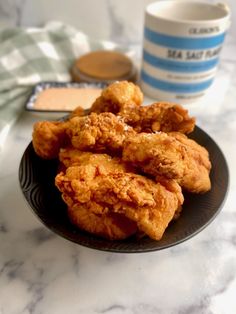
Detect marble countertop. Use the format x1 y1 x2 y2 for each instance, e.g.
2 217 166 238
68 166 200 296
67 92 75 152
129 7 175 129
1 35 236 314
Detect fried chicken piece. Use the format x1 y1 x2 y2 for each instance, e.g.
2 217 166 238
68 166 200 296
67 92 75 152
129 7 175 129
169 132 211 193
66 112 135 152
32 111 135 158
119 102 195 134
68 204 137 240
122 132 211 193
90 81 143 114
118 176 183 240
89 81 194 134
123 133 185 179
68 106 86 119
56 154 138 240
55 163 184 241
32 121 69 159
59 148 134 173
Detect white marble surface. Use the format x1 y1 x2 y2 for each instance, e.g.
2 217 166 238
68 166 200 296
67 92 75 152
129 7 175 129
0 1 236 314
0 0 235 43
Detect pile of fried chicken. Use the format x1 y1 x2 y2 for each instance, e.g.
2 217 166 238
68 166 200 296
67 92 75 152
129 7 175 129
32 81 211 241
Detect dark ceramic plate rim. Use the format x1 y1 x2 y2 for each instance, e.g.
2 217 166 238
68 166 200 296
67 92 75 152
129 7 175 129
25 81 107 113
19 126 229 253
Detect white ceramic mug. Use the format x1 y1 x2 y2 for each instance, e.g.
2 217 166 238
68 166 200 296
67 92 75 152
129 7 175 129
140 1 231 103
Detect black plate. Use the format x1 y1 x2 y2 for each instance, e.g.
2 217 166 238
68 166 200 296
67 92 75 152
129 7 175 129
19 126 229 252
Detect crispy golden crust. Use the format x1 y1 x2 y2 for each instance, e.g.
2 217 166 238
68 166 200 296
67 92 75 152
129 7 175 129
55 160 139 240
59 148 133 173
68 106 86 119
32 111 135 159
68 204 137 240
122 132 211 193
89 83 195 135
90 81 143 114
117 176 184 240
119 102 195 134
32 121 69 159
60 151 138 240
66 112 135 152
169 132 211 193
55 163 183 241
122 132 186 179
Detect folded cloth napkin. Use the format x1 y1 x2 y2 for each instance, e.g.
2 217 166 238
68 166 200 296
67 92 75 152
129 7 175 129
0 21 119 151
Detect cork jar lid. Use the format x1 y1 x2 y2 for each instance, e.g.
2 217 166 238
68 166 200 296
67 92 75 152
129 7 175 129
71 50 136 83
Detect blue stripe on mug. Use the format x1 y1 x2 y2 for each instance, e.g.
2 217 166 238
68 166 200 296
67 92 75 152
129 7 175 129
144 28 226 50
141 70 214 93
143 50 219 73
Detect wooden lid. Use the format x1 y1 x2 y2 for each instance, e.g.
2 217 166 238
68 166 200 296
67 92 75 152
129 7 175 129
74 50 134 81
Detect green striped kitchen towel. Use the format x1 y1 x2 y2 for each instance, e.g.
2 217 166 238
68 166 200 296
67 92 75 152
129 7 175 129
0 21 129 150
